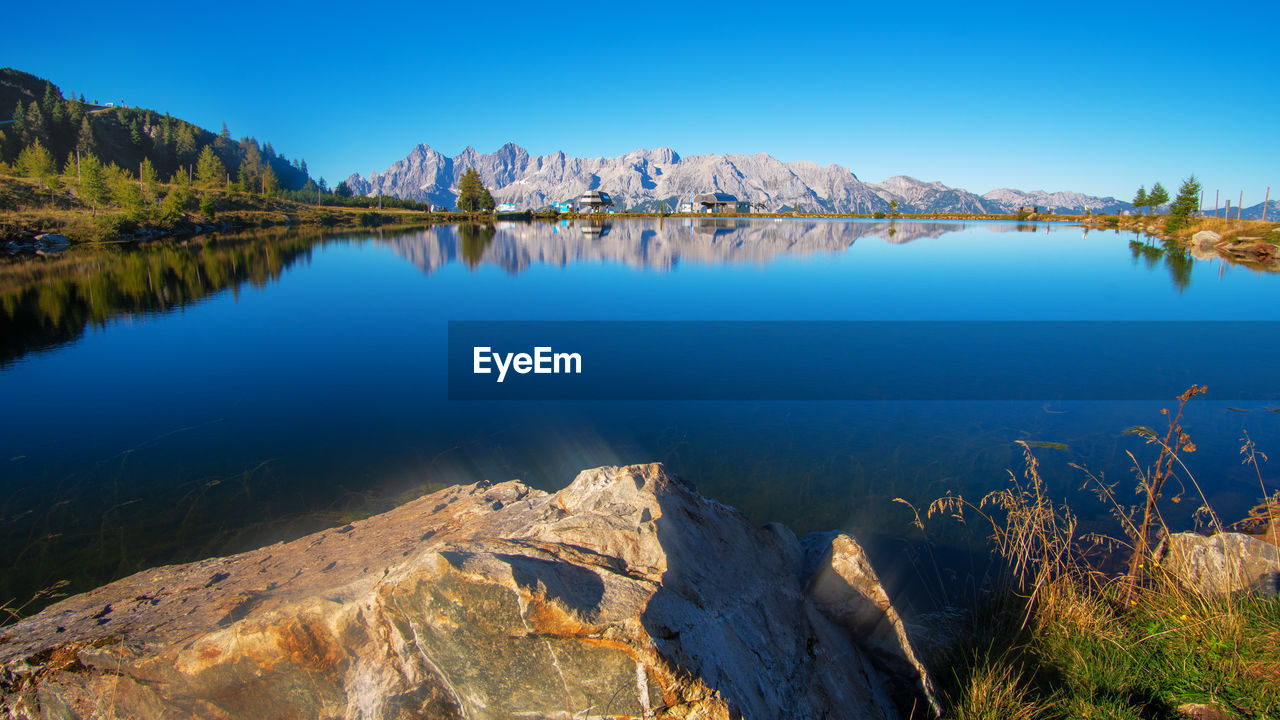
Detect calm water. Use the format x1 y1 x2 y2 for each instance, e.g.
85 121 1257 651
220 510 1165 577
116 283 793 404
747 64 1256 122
2 218 1278 613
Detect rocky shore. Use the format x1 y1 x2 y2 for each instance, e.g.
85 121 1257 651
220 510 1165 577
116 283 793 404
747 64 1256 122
1087 215 1280 270
0 463 937 719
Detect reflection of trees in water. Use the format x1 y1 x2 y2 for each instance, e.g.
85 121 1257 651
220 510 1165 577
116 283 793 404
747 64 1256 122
1127 236 1193 291
0 228 327 366
459 223 496 268
1163 241 1193 292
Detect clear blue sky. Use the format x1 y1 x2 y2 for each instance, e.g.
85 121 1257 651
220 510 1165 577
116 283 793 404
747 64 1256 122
5 0 1277 202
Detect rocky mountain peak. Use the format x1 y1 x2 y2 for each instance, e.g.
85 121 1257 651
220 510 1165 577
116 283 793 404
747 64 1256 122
344 142 1130 214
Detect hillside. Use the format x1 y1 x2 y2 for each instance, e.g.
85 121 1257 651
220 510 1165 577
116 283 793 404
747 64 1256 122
0 68 313 192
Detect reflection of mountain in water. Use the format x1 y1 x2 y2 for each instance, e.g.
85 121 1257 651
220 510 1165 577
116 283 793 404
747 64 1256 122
383 219 966 275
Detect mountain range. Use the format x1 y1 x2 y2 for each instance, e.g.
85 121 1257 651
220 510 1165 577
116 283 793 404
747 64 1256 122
344 143 1133 215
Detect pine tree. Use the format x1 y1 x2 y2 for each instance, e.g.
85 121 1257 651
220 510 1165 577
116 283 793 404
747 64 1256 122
170 163 192 188
18 140 56 193
50 94 67 126
140 157 159 204
174 125 197 166
79 153 108 216
76 117 95 156
1166 175 1202 232
195 146 226 188
261 165 279 197
109 164 143 219
1148 182 1169 215
456 168 489 212
66 99 83 132
40 82 59 115
25 101 46 145
160 181 193 222
8 101 26 150
1132 186 1148 215
237 139 264 191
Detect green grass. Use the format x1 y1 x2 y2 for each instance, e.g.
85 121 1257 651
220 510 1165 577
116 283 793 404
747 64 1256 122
938 581 1280 719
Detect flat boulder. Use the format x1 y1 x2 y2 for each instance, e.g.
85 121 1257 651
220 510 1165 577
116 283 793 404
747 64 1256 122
1158 531 1280 597
0 463 933 719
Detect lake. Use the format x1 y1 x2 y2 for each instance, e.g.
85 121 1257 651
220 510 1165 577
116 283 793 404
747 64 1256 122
2 218 1278 615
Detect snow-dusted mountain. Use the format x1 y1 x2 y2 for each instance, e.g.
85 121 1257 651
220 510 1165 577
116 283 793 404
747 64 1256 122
344 143 1129 214
982 188 1129 214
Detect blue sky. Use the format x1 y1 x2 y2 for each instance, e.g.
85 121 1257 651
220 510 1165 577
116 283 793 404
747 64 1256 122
4 0 1277 202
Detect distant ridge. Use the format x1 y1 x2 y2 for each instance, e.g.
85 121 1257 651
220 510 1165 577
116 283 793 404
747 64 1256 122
1200 199 1278 221
345 143 1132 214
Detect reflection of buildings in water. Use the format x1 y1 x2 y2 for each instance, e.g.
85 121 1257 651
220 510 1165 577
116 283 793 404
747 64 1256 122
684 218 748 237
382 219 968 275
580 220 613 237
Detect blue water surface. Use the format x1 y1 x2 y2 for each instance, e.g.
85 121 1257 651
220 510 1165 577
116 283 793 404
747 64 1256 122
1 218 1277 612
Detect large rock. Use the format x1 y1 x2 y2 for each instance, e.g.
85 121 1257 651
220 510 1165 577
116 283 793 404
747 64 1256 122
1158 531 1280 597
1190 230 1222 250
0 463 934 719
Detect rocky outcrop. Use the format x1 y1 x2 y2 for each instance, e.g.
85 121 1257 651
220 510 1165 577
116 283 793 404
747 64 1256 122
0 463 935 719
1158 531 1280 597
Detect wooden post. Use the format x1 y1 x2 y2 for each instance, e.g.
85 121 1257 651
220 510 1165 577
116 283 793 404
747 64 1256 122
1239 190 1244 221
1264 187 1271 222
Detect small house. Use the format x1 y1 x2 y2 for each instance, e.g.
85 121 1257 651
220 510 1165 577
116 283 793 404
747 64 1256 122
693 192 751 214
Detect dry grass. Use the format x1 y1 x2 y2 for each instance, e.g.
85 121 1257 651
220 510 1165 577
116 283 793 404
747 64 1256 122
1174 216 1280 242
908 387 1280 719
946 658 1047 720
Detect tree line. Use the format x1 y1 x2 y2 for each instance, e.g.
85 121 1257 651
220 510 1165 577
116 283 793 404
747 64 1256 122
1131 176 1202 231
1 73 315 199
